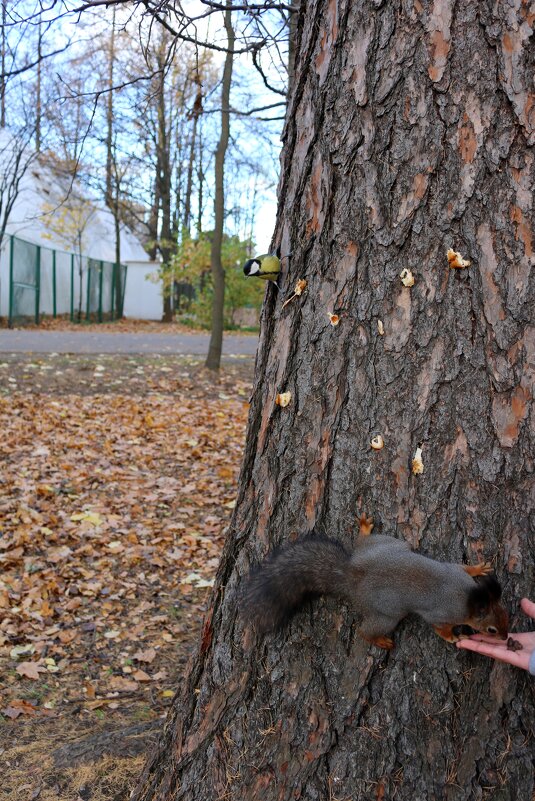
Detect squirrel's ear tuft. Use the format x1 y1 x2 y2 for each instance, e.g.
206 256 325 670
467 574 502 615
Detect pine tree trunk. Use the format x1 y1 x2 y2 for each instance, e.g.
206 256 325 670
133 1 535 799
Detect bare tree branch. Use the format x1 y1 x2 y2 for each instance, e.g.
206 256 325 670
1 42 71 79
252 46 286 96
199 0 298 12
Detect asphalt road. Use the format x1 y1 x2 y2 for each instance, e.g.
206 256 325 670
0 330 259 356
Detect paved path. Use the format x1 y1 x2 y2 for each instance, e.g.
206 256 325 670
0 330 259 356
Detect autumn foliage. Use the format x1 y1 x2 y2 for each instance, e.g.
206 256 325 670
0 354 251 799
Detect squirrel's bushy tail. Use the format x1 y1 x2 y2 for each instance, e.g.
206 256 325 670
241 537 352 633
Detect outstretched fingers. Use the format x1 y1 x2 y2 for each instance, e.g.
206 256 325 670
520 598 535 619
456 638 528 670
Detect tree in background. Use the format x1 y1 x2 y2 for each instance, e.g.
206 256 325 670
41 189 95 321
131 1 535 799
1 1 290 332
170 230 264 329
206 0 234 370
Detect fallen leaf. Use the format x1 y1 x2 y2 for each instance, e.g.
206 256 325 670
16 661 46 680
132 669 151 682
58 629 77 644
109 676 139 692
10 644 36 659
133 647 157 664
85 682 96 700
106 541 125 554
70 511 102 526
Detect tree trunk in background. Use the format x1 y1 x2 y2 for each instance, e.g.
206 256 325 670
1 0 7 128
147 170 160 262
196 122 204 234
157 38 173 323
105 7 116 209
35 20 42 151
183 77 202 233
113 189 123 319
205 4 234 370
104 9 124 319
134 1 534 799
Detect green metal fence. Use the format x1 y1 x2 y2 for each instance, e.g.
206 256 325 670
3 234 127 326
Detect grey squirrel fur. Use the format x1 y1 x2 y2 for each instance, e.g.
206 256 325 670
241 534 508 647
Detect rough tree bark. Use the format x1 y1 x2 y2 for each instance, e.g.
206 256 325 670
134 1 534 799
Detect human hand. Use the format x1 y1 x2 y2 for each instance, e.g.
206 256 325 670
456 598 535 672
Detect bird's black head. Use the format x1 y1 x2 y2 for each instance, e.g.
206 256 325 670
243 259 261 276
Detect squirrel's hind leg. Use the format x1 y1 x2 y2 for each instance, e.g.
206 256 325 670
365 634 394 650
358 616 397 650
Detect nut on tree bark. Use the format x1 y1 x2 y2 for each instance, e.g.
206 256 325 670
400 268 415 287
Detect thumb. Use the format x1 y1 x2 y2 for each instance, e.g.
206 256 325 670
520 598 535 620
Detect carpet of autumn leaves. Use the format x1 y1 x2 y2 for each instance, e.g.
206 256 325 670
0 353 252 801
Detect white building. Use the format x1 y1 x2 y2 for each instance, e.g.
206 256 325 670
0 131 163 320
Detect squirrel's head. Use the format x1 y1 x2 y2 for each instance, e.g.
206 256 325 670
466 574 509 639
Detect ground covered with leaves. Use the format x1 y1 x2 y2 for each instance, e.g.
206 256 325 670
0 317 200 334
0 354 253 801
0 316 258 334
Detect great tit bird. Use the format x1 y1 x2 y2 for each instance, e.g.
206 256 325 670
243 253 282 284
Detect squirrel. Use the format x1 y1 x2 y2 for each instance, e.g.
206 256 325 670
241 515 509 649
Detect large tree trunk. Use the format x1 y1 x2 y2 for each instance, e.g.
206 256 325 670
133 1 535 799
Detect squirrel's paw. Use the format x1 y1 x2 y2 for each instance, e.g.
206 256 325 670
433 624 459 643
360 632 394 650
371 635 394 650
463 562 493 577
359 514 374 536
